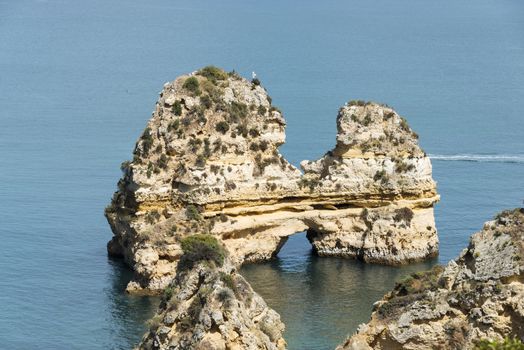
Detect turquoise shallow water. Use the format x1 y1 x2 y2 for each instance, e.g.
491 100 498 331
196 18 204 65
1 0 523 349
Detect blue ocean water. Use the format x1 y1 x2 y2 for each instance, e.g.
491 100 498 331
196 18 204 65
0 0 523 349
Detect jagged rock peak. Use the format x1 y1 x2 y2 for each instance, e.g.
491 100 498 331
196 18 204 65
334 100 424 158
337 208 524 350
125 66 299 204
137 234 286 350
300 101 436 198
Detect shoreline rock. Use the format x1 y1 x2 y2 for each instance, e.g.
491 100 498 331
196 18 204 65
337 208 524 350
136 234 286 350
105 67 439 294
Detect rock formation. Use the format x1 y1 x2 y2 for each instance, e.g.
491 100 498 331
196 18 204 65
338 208 524 350
105 66 439 293
136 235 286 350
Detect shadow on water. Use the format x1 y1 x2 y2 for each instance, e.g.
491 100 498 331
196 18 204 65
241 232 437 350
106 257 160 349
102 232 436 350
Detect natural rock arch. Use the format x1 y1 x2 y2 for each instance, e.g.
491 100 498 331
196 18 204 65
105 67 439 294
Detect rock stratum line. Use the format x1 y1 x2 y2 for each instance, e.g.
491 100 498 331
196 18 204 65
105 67 439 294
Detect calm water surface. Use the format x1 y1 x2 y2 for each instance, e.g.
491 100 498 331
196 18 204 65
1 0 523 349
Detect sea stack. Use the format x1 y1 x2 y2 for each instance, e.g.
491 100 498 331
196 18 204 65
337 208 524 350
136 234 286 350
105 67 439 293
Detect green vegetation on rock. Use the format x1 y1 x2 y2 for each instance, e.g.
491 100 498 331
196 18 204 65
139 127 154 156
179 234 226 270
197 66 228 83
215 121 230 134
377 264 444 319
393 207 414 226
182 76 201 95
185 204 202 221
172 100 182 116
475 337 524 350
373 169 388 184
228 101 248 122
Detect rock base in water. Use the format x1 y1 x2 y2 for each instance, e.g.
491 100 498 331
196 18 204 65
337 208 524 350
137 258 286 350
105 67 439 293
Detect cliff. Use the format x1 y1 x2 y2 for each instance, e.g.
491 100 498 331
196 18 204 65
337 208 524 350
136 234 286 350
105 66 439 293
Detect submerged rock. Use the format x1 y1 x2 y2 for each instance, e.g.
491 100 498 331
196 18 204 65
337 208 524 350
105 67 439 293
136 235 286 350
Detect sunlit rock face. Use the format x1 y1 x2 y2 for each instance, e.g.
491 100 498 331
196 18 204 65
337 208 524 350
137 259 286 350
105 67 439 294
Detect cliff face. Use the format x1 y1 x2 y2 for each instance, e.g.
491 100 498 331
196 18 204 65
300 102 438 263
105 67 439 293
137 259 286 350
338 208 524 350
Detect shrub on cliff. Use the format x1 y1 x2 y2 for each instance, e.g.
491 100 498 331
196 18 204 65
215 121 230 134
182 77 201 95
377 265 444 319
195 154 206 167
269 105 281 114
179 234 226 270
186 205 202 221
120 160 131 172
373 169 388 184
297 177 320 191
257 105 267 115
348 100 366 106
145 210 161 225
395 265 444 295
200 94 212 109
399 117 411 132
168 119 180 131
475 337 524 350
172 100 182 116
395 161 415 173
236 124 248 137
197 66 228 83
228 101 248 122
164 286 175 301
139 127 154 156
394 207 414 226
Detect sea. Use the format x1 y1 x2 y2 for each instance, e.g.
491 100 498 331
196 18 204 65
1 0 523 349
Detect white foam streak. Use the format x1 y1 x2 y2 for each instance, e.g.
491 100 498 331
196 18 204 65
429 154 524 164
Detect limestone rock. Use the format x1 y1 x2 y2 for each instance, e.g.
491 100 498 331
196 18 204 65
105 67 439 293
136 260 286 350
337 208 524 350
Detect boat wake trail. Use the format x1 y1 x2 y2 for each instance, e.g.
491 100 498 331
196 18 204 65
429 154 524 164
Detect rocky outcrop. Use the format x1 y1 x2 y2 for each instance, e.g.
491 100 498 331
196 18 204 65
137 244 286 350
105 66 439 293
338 208 524 350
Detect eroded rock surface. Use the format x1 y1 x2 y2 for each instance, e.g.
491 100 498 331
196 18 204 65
105 67 439 293
338 208 524 350
137 259 286 350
